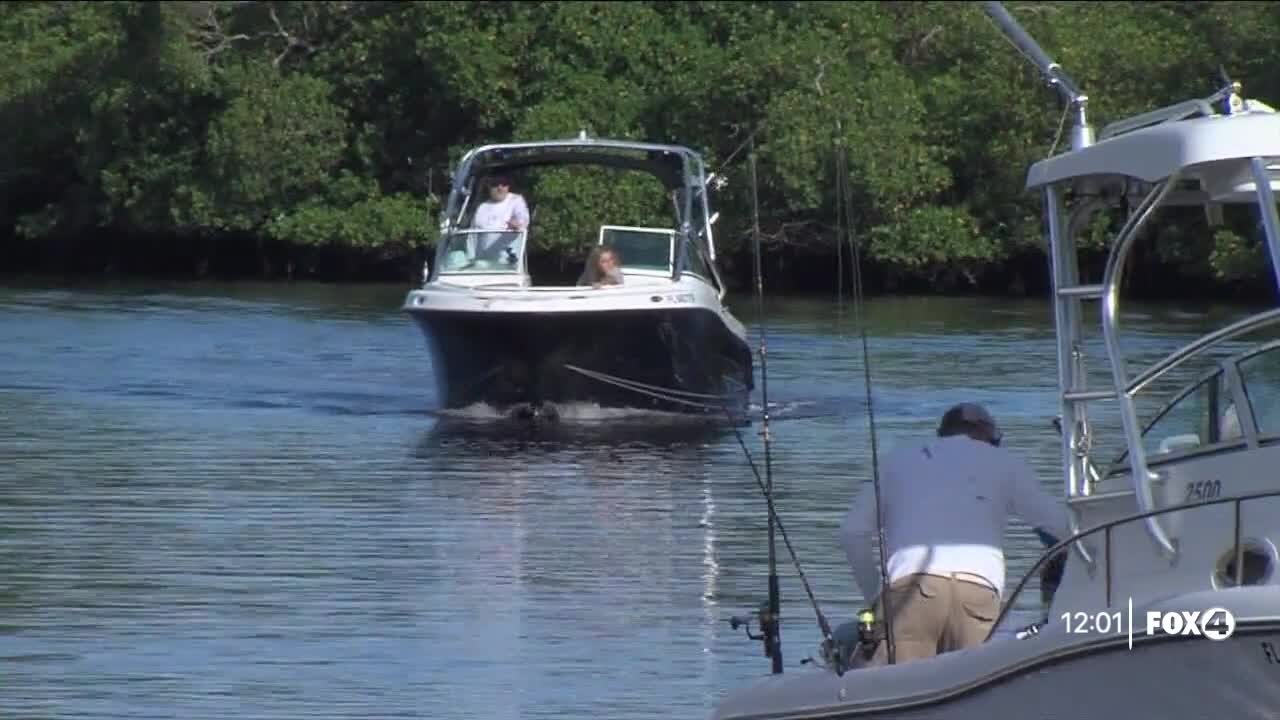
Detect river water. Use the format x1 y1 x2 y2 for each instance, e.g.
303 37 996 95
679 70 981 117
0 279 1258 719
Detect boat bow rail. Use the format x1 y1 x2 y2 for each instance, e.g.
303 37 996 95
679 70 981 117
989 487 1280 639
403 276 732 319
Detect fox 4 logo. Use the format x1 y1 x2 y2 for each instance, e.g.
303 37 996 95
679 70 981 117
1145 607 1236 641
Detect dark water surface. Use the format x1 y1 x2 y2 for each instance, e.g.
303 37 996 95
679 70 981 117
0 279 1255 719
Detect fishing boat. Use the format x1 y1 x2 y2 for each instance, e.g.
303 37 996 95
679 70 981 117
402 133 754 422
713 3 1280 718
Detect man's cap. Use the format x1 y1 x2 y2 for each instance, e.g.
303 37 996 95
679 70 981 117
940 402 1001 438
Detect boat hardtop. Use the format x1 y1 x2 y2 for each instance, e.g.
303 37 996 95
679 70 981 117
1026 97 1280 193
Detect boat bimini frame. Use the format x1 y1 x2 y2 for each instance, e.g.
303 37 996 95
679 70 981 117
426 132 729 296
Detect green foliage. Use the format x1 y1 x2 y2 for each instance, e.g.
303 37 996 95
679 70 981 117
1207 230 1268 283
523 167 671 260
868 205 997 283
201 60 348 230
266 192 435 250
1 0 1278 290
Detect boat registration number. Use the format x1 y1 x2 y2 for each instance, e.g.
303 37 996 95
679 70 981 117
1184 479 1222 503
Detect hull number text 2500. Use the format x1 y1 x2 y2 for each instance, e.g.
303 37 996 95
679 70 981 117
1185 480 1223 503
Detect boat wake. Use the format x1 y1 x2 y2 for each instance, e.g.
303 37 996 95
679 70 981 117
428 394 892 426
434 401 726 424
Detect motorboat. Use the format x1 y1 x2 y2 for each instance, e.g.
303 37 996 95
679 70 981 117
712 4 1280 718
402 134 754 422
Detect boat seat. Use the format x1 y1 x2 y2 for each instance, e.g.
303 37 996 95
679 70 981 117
1159 433 1201 454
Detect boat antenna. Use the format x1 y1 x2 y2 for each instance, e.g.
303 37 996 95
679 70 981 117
834 130 895 665
981 1 1094 151
750 141 783 675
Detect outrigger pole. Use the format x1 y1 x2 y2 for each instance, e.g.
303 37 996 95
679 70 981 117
982 1 1095 152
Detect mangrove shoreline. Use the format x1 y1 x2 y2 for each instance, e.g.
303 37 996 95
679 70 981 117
3 229 1273 304
4 3 1279 304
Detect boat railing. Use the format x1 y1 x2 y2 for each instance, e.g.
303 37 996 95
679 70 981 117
1127 310 1280 398
1100 175 1185 556
986 488 1280 642
1100 164 1280 557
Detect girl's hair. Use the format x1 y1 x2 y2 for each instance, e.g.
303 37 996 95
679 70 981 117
579 245 620 285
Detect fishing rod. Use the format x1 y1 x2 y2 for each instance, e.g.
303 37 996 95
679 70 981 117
721 141 842 676
835 136 896 666
750 145 783 675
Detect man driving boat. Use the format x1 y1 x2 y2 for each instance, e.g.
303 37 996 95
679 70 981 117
840 403 1069 665
469 174 530 263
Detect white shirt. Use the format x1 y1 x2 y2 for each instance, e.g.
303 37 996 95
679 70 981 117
472 193 530 231
840 434 1067 601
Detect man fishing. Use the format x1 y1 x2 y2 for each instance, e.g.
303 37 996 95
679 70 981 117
839 402 1069 666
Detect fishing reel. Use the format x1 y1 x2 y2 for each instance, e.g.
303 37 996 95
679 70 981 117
836 609 883 667
810 609 881 674
728 601 781 660
853 609 884 658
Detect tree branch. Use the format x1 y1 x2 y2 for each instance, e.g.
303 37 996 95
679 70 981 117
268 5 314 68
1008 3 1065 18
739 219 831 250
261 2 369 68
916 26 943 54
189 3 251 60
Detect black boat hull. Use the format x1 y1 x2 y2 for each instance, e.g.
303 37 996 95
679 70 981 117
408 307 754 419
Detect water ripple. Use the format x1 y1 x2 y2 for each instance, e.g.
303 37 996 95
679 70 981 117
0 282 1260 719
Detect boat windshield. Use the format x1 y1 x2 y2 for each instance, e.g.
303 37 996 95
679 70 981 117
599 226 674 273
1108 335 1280 474
1237 342 1280 438
438 229 526 274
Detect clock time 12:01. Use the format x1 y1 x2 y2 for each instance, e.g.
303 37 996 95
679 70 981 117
1061 610 1125 635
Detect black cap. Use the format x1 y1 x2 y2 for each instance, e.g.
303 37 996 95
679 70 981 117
939 402 1002 442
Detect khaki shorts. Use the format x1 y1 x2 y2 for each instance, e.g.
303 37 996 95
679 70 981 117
859 572 1000 666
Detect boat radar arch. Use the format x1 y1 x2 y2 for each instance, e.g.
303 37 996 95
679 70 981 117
1024 80 1280 559
979 0 1280 564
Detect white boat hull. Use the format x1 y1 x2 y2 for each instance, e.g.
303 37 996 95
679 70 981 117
403 277 754 418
